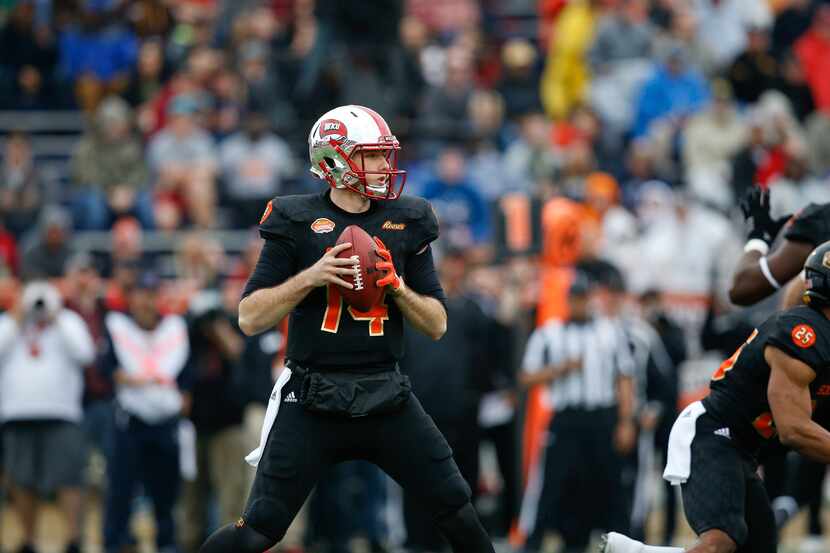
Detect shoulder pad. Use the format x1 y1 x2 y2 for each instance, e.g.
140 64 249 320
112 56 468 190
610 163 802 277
784 203 830 246
258 195 319 240
385 195 435 220
765 307 830 370
385 196 439 249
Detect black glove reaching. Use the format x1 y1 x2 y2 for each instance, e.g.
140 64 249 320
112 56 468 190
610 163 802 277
739 187 790 245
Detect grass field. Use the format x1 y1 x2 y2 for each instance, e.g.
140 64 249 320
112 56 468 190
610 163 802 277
1 495 827 553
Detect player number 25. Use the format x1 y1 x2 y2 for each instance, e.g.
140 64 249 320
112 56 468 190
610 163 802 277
321 284 389 336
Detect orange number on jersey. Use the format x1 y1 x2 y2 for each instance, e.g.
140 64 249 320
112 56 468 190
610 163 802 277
752 401 818 440
752 412 777 439
320 284 389 336
712 329 759 381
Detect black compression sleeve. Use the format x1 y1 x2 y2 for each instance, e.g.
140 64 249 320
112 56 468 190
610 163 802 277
404 245 447 308
241 238 297 299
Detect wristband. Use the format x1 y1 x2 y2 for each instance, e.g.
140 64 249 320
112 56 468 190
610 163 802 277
391 275 405 296
759 256 781 289
743 238 770 255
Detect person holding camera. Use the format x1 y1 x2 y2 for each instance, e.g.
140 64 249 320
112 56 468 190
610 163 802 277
101 270 192 553
0 281 96 553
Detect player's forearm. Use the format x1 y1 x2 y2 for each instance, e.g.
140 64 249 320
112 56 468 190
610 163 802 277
616 375 635 421
729 251 773 305
392 284 446 340
239 271 315 336
779 420 830 464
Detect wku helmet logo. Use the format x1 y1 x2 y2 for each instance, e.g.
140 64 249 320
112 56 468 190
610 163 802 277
318 119 348 141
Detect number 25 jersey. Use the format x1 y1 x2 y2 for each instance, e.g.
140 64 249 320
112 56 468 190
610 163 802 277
704 305 830 454
243 190 444 371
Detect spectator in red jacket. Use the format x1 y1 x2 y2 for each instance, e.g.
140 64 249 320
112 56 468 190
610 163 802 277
795 5 830 113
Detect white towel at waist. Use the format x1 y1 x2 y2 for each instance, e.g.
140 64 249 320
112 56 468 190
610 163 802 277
245 368 293 467
663 400 707 486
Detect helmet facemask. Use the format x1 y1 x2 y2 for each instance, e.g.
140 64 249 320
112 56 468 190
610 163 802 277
311 137 406 201
804 267 830 307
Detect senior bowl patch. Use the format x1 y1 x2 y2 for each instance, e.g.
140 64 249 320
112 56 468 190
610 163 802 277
311 218 336 234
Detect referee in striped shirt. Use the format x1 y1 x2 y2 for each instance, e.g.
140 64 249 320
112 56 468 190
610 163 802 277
519 274 636 553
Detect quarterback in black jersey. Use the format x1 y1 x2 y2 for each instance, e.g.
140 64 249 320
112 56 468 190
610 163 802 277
602 241 830 553
198 105 494 553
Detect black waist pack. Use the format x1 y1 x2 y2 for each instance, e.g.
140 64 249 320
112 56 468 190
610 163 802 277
295 365 412 418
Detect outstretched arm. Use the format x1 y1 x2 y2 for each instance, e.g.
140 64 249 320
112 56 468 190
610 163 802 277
729 187 809 306
729 239 813 305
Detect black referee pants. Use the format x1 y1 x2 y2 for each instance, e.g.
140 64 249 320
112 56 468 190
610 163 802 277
527 407 626 551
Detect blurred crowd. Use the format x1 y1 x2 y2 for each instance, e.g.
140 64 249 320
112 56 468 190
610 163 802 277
1 0 830 552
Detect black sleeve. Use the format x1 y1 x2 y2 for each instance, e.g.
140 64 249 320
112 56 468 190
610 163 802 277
241 237 298 299
784 203 830 245
403 244 447 308
414 202 440 253
765 312 827 369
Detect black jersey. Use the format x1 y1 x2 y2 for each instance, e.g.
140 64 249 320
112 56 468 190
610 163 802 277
704 305 830 454
244 190 444 371
784 203 830 246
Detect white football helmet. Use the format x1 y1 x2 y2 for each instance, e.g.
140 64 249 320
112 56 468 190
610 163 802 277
308 105 406 200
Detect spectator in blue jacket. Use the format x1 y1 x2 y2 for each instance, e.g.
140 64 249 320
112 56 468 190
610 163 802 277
632 45 710 139
421 147 491 248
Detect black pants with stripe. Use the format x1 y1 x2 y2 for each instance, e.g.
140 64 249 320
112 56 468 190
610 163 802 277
243 369 473 542
528 407 627 550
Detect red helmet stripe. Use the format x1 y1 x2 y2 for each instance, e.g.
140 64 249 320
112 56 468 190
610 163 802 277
355 105 391 136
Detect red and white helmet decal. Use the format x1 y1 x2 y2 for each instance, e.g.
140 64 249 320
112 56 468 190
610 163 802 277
318 119 348 141
308 105 406 200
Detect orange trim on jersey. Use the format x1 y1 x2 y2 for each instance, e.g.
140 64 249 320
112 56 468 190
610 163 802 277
259 200 273 224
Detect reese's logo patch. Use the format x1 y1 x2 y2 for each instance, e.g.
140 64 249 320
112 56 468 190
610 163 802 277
381 220 406 231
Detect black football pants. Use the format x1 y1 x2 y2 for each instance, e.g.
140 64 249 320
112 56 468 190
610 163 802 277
241 369 491 552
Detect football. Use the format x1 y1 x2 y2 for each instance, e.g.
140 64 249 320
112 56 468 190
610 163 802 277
335 224 384 311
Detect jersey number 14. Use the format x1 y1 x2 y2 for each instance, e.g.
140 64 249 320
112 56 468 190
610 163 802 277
321 284 389 336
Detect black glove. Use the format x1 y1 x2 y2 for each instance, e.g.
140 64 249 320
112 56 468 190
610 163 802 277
739 187 790 245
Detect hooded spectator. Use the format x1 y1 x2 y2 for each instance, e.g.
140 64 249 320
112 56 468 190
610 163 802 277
71 95 153 230
0 131 42 239
20 205 73 281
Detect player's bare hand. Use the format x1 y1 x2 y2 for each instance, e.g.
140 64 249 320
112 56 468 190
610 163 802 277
639 406 659 431
614 419 637 454
304 242 359 289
